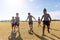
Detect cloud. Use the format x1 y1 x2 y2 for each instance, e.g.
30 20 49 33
49 11 60 19
55 3 60 7
29 0 34 2
36 6 40 9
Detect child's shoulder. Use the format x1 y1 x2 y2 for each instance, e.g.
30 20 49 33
16 16 19 18
47 13 49 15
46 13 50 16
42 15 44 17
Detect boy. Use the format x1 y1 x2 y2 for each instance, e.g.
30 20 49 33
41 8 51 36
38 17 41 27
11 16 15 32
15 13 20 32
26 13 36 34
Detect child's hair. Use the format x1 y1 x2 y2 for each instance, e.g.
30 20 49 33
12 16 14 18
38 17 40 19
28 12 30 15
43 8 47 12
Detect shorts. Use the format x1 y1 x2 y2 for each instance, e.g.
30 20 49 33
15 22 19 26
12 23 15 27
29 21 33 25
43 21 50 26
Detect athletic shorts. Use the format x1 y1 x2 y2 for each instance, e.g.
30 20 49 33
15 22 19 26
11 23 15 27
29 21 33 25
43 21 50 26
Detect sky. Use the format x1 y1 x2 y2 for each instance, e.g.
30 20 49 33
0 0 60 21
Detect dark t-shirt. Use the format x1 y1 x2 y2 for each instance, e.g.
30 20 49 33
28 15 33 22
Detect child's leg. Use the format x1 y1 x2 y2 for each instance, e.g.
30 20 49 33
12 24 13 31
12 27 13 31
29 24 31 33
29 21 33 33
47 25 50 33
31 24 33 32
47 21 50 33
47 24 50 33
18 26 20 31
14 26 15 31
29 24 31 30
29 24 32 31
17 23 20 32
38 22 41 27
43 24 45 35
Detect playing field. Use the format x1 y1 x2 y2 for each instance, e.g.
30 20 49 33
0 21 60 40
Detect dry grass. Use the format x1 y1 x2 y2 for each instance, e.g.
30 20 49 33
0 21 60 40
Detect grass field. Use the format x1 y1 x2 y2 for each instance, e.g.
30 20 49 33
0 21 60 40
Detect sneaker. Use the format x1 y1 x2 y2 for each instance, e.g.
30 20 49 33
13 30 16 33
48 31 50 33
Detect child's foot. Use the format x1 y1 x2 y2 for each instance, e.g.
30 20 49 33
42 34 45 36
29 32 31 34
13 30 16 33
28 30 33 35
31 30 33 33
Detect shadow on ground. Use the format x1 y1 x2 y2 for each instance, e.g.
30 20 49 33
44 35 55 40
50 28 60 31
50 33 60 39
33 32 48 40
8 31 23 40
40 25 60 31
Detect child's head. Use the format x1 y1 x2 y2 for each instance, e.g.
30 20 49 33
28 12 31 16
16 13 19 16
38 17 40 19
43 8 47 14
12 16 14 19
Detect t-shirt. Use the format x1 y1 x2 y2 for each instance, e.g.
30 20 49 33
15 17 19 23
11 19 15 24
28 15 33 21
43 14 50 21
38 18 40 22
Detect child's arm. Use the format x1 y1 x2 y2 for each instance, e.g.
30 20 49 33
48 14 51 22
32 16 36 21
18 17 20 23
26 16 28 21
41 15 44 22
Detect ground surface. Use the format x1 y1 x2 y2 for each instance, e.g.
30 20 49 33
0 21 60 40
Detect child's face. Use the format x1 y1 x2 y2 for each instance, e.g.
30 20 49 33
16 13 19 16
43 11 46 14
12 17 14 19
